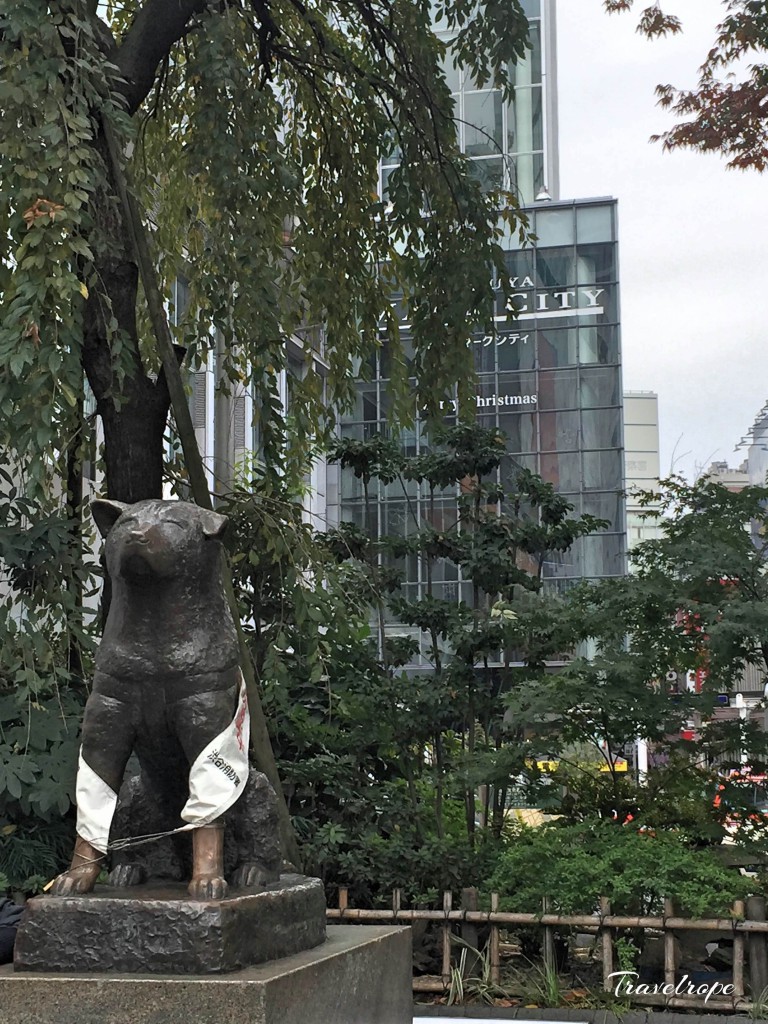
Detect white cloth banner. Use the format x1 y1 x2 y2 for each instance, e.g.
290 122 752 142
76 753 118 854
180 672 250 827
74 673 250 852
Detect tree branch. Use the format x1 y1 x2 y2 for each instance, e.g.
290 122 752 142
114 0 209 114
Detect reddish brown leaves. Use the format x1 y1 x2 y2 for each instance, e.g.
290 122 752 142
23 321 41 347
608 0 768 171
22 198 64 229
651 76 768 171
636 5 682 38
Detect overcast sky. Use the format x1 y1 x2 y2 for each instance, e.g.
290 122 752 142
555 0 768 481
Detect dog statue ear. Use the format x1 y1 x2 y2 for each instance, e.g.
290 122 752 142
201 509 228 539
92 499 130 538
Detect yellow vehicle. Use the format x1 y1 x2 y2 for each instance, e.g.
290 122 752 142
529 756 628 774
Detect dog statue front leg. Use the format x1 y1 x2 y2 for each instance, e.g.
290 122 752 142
188 823 228 900
49 836 105 896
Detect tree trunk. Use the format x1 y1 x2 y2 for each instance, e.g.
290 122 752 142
99 379 169 502
81 141 172 503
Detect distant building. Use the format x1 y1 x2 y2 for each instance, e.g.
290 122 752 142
697 407 768 735
330 1 626 595
704 459 749 492
746 402 768 488
330 197 627 596
623 391 662 552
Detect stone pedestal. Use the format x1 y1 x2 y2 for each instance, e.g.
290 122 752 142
1 925 412 1024
14 874 324 975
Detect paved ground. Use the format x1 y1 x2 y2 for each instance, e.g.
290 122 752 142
414 1018 557 1023
413 1014 753 1023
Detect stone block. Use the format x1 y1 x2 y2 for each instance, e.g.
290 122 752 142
14 874 324 975
1 924 412 1024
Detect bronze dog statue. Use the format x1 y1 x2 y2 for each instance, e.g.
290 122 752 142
51 499 280 899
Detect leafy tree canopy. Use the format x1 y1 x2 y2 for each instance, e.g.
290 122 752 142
509 477 768 844
1 0 532 502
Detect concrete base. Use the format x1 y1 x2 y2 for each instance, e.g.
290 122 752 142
0 925 412 1024
14 874 324 974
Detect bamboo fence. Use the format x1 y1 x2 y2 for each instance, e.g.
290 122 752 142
327 887 768 1013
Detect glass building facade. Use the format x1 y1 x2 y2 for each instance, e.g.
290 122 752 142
330 198 626 615
382 0 559 204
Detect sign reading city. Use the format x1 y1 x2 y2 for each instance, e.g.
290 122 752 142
387 278 607 346
384 265 612 359
498 278 605 321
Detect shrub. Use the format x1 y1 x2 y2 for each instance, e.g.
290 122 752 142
489 820 752 917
